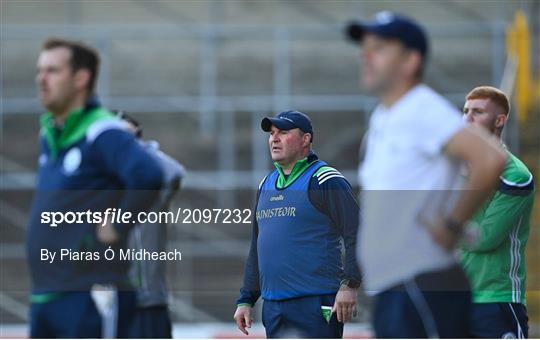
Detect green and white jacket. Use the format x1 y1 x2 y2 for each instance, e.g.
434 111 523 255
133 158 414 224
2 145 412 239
461 147 535 304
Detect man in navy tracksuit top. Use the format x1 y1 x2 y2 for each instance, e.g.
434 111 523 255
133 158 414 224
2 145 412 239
234 111 362 338
28 38 163 338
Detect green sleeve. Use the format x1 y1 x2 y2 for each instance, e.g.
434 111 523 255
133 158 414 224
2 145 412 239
466 191 531 253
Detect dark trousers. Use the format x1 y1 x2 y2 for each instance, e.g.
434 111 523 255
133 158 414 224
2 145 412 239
30 290 136 339
373 265 472 338
129 305 172 338
262 294 343 338
115 290 137 338
470 302 528 338
30 292 101 338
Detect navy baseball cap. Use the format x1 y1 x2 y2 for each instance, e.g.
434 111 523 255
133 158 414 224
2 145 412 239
346 11 429 58
261 110 314 141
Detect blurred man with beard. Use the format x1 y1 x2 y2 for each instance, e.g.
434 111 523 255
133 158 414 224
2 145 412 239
28 38 162 338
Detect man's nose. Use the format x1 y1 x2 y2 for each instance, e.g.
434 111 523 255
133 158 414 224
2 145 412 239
36 72 46 86
361 49 372 63
36 72 43 85
463 113 473 123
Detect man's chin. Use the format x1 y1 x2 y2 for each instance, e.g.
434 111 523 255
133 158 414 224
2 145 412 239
43 104 56 112
40 98 53 109
43 102 64 115
361 80 382 94
270 154 283 163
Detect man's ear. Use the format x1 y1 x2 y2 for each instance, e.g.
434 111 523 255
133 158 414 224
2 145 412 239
495 114 507 129
303 133 312 147
74 69 91 93
403 50 422 79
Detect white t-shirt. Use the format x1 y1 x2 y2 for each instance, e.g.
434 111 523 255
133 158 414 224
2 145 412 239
358 84 465 293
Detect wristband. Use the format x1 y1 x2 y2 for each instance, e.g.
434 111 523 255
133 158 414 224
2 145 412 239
340 279 360 289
